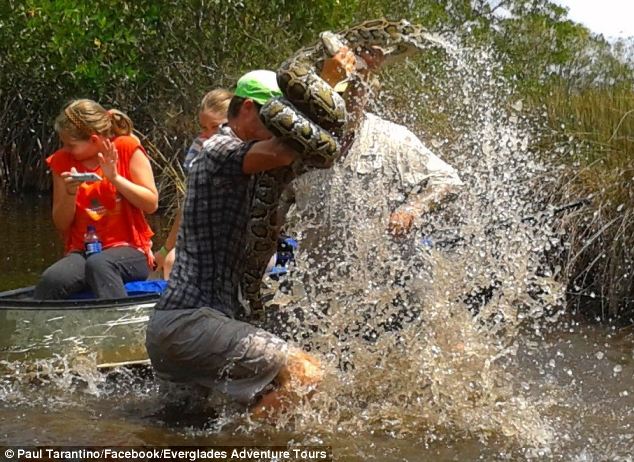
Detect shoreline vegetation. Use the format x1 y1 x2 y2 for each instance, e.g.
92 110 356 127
0 1 631 321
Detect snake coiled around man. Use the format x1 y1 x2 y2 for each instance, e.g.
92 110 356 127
241 18 447 315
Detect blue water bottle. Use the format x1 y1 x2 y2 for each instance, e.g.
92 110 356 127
84 225 103 256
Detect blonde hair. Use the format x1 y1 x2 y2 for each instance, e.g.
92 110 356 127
54 99 134 140
199 88 232 115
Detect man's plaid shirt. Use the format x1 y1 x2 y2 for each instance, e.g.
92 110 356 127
154 125 256 317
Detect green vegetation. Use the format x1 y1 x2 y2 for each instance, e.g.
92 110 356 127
0 0 632 320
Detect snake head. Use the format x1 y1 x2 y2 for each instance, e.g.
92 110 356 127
320 30 346 57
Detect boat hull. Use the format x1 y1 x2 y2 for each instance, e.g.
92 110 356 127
0 287 158 370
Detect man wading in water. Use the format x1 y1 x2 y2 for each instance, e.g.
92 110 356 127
145 48 356 418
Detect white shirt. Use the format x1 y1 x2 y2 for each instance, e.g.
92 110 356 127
342 112 462 192
288 113 462 249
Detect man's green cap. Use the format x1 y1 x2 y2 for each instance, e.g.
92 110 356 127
234 70 282 105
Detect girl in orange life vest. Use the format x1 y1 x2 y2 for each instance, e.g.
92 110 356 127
34 99 159 300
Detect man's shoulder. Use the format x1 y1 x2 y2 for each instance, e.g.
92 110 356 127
198 130 243 159
363 112 463 186
363 112 412 138
190 127 251 178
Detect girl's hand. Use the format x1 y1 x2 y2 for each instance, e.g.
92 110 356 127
154 246 169 271
60 167 84 196
97 138 119 181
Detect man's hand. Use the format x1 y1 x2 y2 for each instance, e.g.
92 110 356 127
357 46 385 73
388 208 416 237
321 46 356 87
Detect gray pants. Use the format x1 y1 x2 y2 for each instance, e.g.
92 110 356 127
33 246 149 300
146 307 288 405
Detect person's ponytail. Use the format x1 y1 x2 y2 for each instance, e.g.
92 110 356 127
109 109 134 136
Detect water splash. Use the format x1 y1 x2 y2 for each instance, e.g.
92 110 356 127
258 38 566 450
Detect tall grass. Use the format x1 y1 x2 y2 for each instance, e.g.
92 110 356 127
545 85 634 321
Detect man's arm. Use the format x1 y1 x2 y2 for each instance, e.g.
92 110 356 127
386 120 464 236
388 184 461 236
241 46 376 175
242 138 297 174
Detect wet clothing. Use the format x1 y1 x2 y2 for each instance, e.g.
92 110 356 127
289 112 462 251
147 125 288 404
146 307 287 405
33 246 149 300
154 125 256 317
292 112 462 224
343 113 462 190
46 136 155 266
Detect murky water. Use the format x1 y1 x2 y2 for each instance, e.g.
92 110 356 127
1 39 633 461
0 195 62 291
0 321 632 460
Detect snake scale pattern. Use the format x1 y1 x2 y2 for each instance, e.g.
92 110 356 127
241 18 444 315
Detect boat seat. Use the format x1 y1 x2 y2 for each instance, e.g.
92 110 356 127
67 279 168 300
65 251 293 300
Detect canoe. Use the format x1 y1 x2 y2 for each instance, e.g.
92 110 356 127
0 283 163 372
0 263 294 373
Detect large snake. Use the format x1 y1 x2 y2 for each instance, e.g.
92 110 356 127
240 19 445 316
